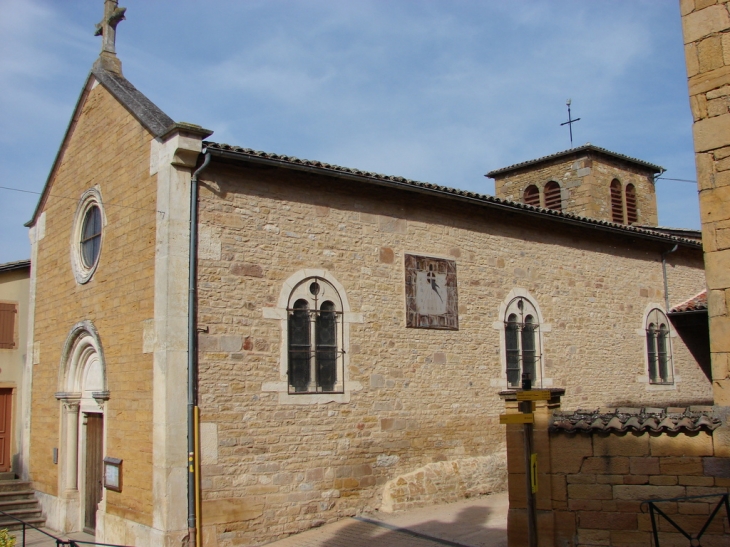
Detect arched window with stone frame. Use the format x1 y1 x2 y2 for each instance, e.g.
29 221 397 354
263 269 363 404
646 308 673 385
287 277 344 394
504 296 542 388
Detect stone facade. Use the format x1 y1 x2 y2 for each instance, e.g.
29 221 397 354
193 158 710 545
489 148 660 226
27 80 158 538
681 0 730 406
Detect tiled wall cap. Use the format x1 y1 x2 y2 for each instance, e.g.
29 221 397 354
550 407 721 433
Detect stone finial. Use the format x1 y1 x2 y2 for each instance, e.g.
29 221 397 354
93 0 126 74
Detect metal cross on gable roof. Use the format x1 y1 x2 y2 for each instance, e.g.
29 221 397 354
560 99 581 147
95 0 126 55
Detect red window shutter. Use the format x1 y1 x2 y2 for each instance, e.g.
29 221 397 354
0 304 16 350
610 180 624 223
523 185 540 207
626 184 638 224
544 181 562 211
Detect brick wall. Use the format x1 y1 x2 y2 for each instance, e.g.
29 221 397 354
682 0 730 405
492 153 658 226
503 395 729 546
30 83 156 525
195 161 710 545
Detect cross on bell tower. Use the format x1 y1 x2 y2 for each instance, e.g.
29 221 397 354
93 0 126 75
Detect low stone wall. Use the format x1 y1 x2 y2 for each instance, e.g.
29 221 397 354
502 393 730 546
381 453 507 513
547 429 729 546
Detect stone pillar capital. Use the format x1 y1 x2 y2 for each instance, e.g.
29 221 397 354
55 392 82 412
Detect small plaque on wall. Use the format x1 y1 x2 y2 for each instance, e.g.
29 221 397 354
405 254 458 330
103 457 123 492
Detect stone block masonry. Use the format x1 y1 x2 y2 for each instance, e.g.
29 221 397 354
195 160 709 546
28 82 157 533
503 390 727 546
491 152 659 226
682 0 730 405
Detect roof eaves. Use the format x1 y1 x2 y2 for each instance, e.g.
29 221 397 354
485 144 664 178
203 142 700 249
0 259 31 273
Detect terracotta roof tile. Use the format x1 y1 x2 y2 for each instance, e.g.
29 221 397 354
485 144 663 177
551 407 719 433
670 290 707 314
204 142 701 249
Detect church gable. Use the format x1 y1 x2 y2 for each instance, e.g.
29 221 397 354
27 73 161 526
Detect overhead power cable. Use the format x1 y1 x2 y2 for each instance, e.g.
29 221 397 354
0 185 165 216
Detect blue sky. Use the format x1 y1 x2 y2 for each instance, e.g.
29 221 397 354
0 0 700 263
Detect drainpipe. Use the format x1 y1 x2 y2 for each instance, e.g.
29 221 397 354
661 244 679 311
188 150 211 545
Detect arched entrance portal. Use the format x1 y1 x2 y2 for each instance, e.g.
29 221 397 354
55 321 109 534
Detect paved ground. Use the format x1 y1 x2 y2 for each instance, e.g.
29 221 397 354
11 491 508 547
267 491 508 547
11 527 96 546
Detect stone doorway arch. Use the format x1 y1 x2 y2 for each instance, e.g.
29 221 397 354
55 321 109 534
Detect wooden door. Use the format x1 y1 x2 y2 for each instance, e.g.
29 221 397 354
84 413 104 534
0 389 12 473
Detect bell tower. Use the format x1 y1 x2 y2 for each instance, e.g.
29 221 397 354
486 144 662 226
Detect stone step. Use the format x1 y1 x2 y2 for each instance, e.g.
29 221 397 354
0 499 37 510
0 481 46 531
0 473 17 481
0 481 31 493
0 490 36 501
0 516 45 531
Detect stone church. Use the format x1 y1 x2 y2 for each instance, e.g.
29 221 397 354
22 3 711 546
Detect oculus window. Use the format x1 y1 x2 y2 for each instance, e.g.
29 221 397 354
71 188 105 284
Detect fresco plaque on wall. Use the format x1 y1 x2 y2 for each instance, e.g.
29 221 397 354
405 254 458 330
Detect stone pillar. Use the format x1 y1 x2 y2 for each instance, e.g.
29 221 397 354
54 392 81 533
681 0 730 405
63 399 80 491
500 388 563 547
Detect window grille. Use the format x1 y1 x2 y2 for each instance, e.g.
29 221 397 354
287 278 344 394
646 309 673 384
504 297 541 388
523 185 540 207
543 181 562 211
0 303 16 350
626 184 638 224
610 179 624 223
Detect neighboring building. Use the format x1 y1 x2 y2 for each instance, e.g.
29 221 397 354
23 4 711 546
0 260 30 476
681 0 730 406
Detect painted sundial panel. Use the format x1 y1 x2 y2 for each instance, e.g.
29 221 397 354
405 254 458 330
